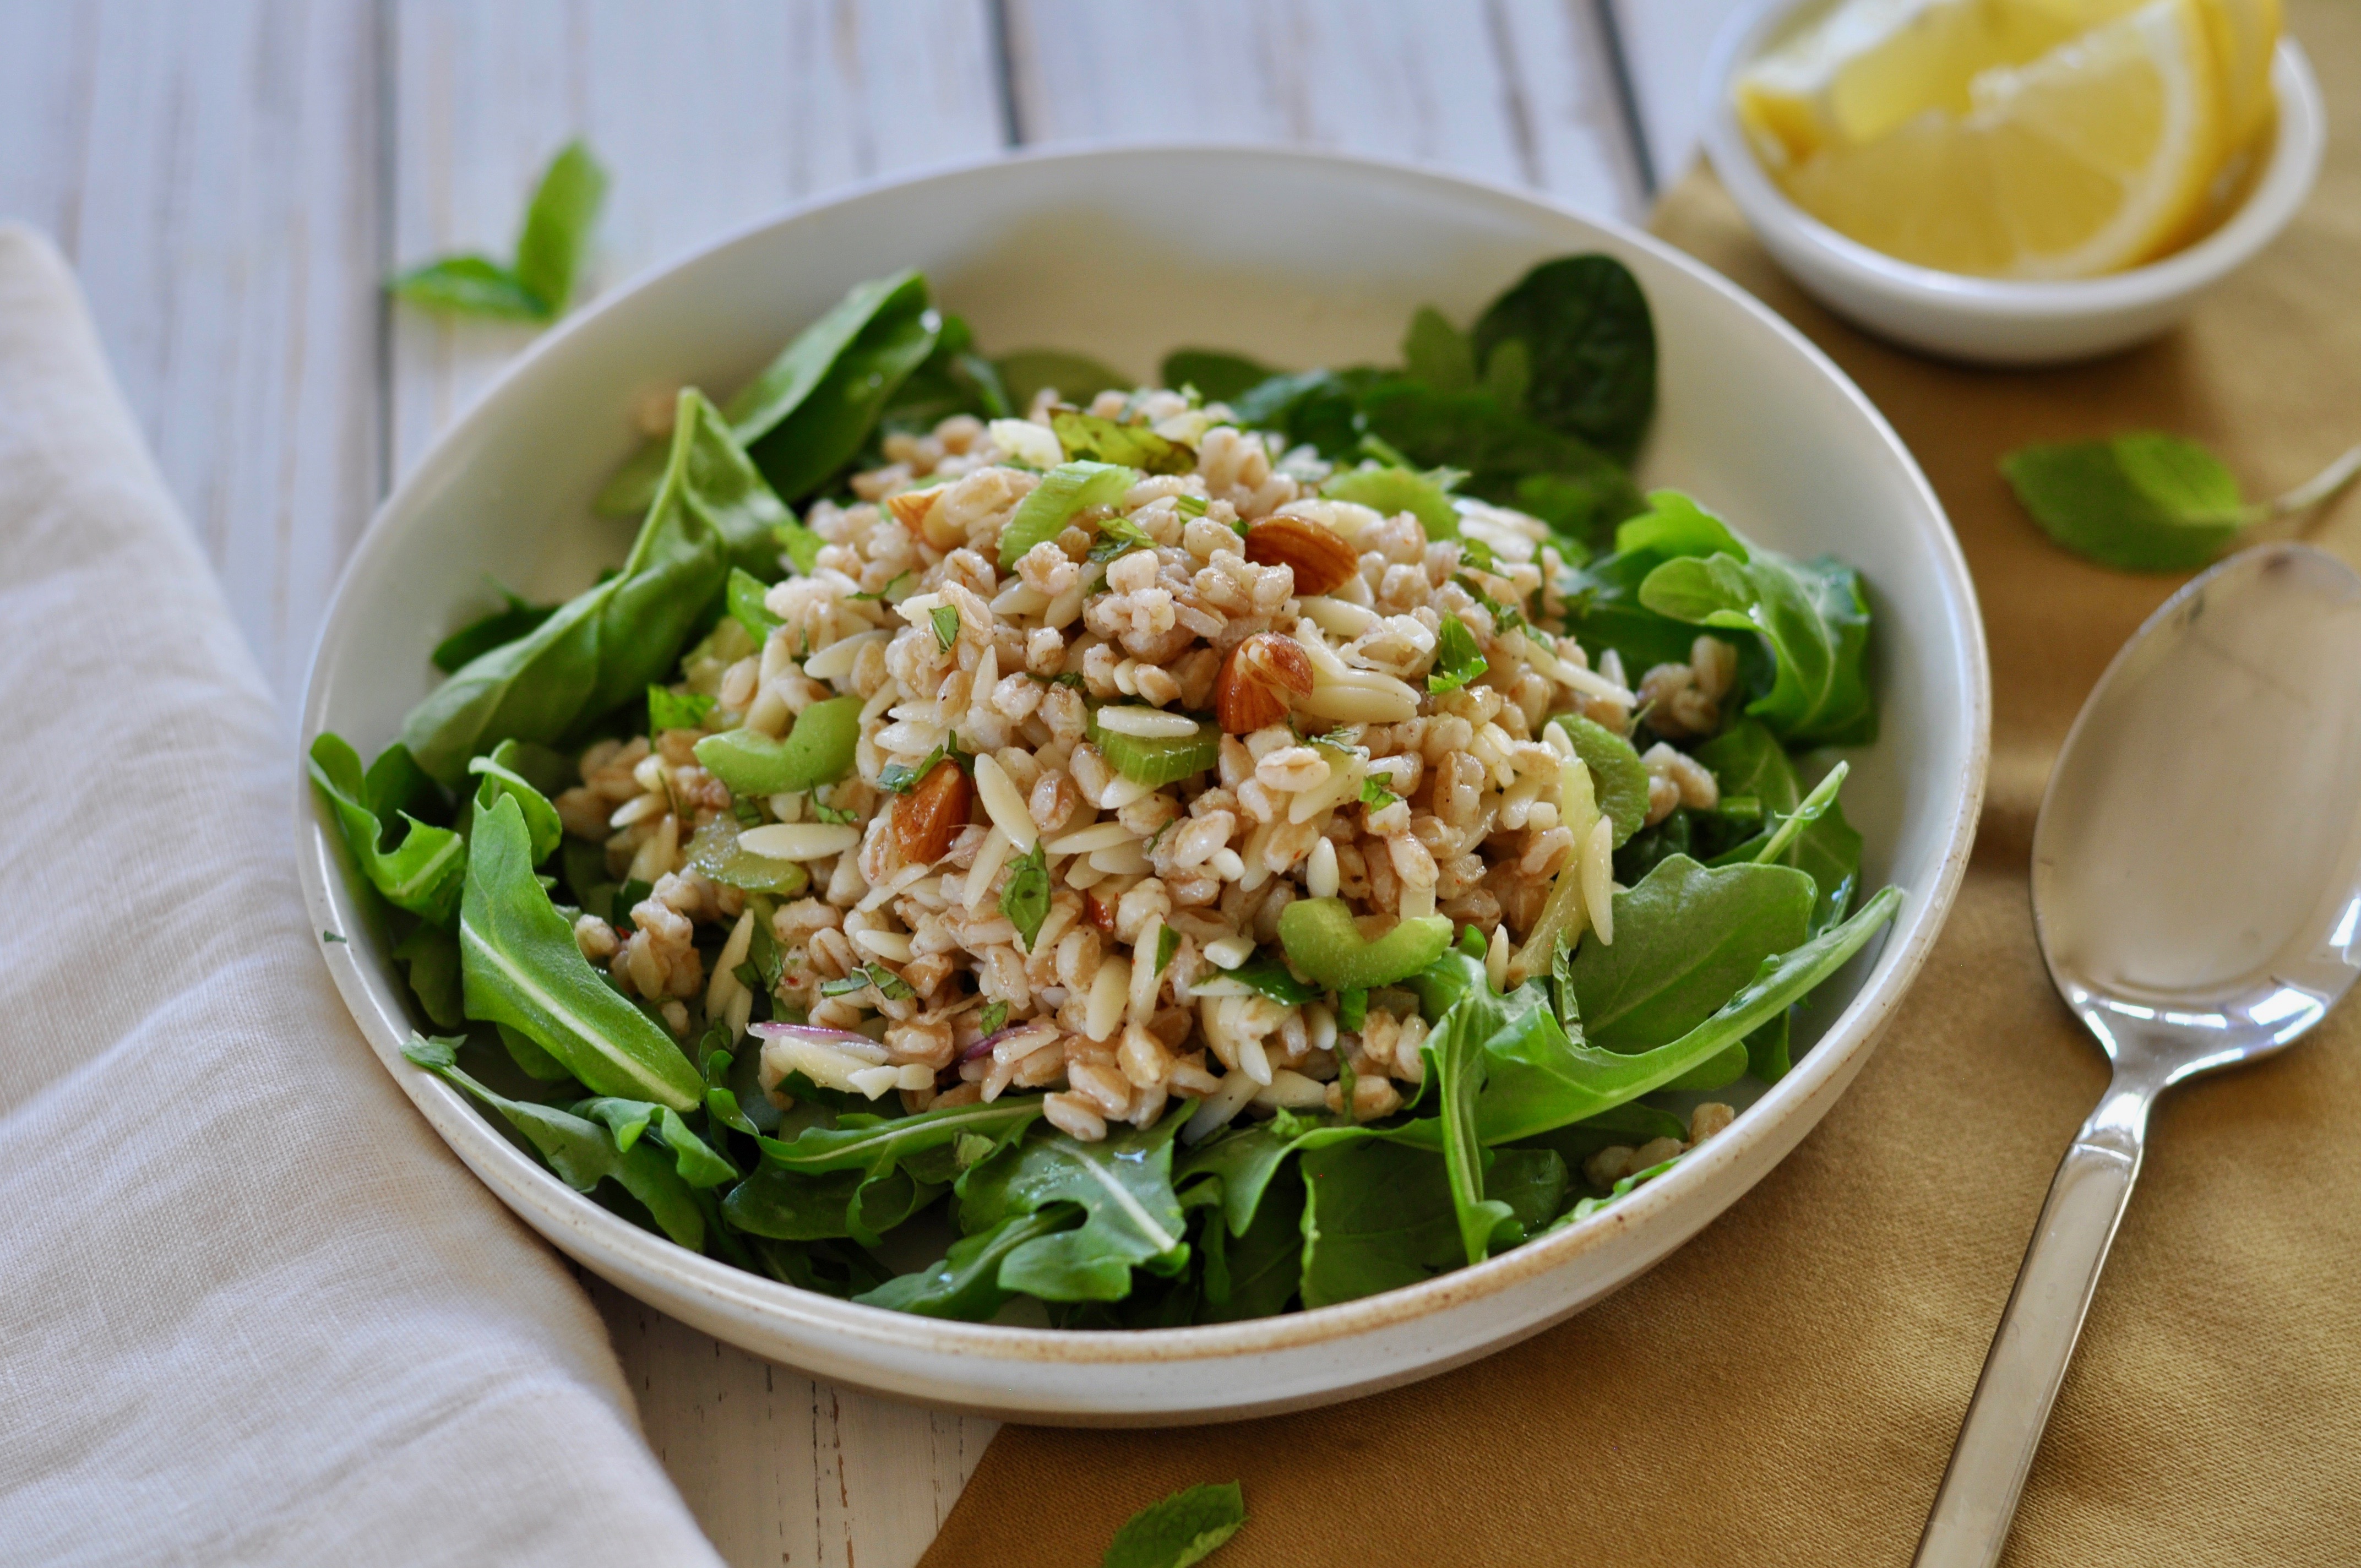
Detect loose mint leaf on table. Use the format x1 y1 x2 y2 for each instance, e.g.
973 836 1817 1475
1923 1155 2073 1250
307 732 466 926
1101 1480 1248 1568
458 794 704 1110
510 139 609 317
389 140 607 323
954 1117 1192 1302
402 389 785 786
432 582 559 673
2002 432 2248 572
403 1033 705 1251
1469 253 1656 465
597 270 938 515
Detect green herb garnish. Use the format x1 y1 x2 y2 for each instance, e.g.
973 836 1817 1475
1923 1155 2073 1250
1101 1480 1247 1568
1001 842 1051 950
389 140 608 322
1426 614 1487 693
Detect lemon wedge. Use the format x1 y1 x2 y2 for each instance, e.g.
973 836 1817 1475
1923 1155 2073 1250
2200 0 2280 149
1770 0 2226 278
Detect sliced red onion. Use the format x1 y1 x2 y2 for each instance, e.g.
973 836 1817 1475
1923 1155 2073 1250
961 1023 1024 1062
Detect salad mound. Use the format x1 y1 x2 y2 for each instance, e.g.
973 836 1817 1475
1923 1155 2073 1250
316 255 1898 1325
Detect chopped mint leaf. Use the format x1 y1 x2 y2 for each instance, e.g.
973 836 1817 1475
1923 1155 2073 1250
1361 776 1400 811
932 604 961 651
1000 842 1051 951
1087 514 1160 563
1426 614 1487 693
1173 493 1209 519
847 569 912 603
1155 925 1180 976
812 800 858 826
979 1000 1008 1037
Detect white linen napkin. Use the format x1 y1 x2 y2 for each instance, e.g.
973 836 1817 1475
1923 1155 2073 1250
0 224 724 1567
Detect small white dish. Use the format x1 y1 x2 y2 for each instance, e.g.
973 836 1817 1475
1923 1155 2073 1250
1702 0 2325 366
298 144 1989 1424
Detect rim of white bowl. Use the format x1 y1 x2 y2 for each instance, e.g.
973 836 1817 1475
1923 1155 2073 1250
1700 0 2326 321
298 141 1991 1369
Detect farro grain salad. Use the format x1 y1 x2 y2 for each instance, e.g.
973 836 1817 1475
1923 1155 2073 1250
315 256 1901 1325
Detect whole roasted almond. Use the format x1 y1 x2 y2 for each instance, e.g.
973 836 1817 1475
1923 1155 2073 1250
893 758 972 864
1244 514 1359 597
1215 632 1316 733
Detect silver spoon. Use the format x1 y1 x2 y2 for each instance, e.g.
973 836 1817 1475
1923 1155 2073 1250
1914 543 2361 1567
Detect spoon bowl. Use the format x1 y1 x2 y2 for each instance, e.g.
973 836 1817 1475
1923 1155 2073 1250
1918 543 2361 1567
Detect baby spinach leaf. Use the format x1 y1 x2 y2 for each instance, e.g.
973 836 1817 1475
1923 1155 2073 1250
1567 855 1814 1050
308 732 466 926
1230 368 1374 454
1101 1481 1248 1568
468 740 564 865
997 459 1140 571
1161 350 1276 405
1053 409 1194 473
403 390 787 785
877 313 1010 431
459 794 703 1110
1401 306 1476 391
957 1118 1190 1302
747 283 941 505
1470 254 1655 465
388 257 548 320
597 271 932 514
576 1096 739 1186
1639 547 1876 747
2002 432 2248 573
1355 381 1643 549
1321 464 1461 540
1426 614 1488 694
856 1209 1071 1320
432 582 560 673
1615 489 1748 562
1297 1141 1562 1308
393 921 465 1030
510 139 608 318
1001 841 1052 949
402 1033 704 1250
997 350 1130 411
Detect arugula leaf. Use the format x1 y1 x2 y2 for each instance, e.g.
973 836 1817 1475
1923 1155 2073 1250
393 921 464 1030
703 1047 762 1138
997 460 1140 572
432 582 560 673
746 1096 1042 1245
1321 464 1461 541
727 567 784 641
402 389 787 785
1101 1481 1248 1568
1297 1140 1562 1308
1565 856 1813 1092
956 1118 1191 1302
757 1095 1043 1176
459 794 703 1110
855 1209 1071 1320
1469 254 1655 465
403 1033 704 1250
875 313 1011 432
2002 432 2248 572
1194 1158 1305 1322
1001 841 1051 950
575 1096 739 1186
1053 409 1194 473
467 740 564 866
387 256 548 320
1401 306 1476 391
308 732 466 925
1419 965 1524 1266
1615 489 1748 562
1639 546 1876 747
1427 614 1488 693
1160 350 1276 405
997 350 1130 411
725 1161 942 1246
1695 723 1862 938
510 139 608 317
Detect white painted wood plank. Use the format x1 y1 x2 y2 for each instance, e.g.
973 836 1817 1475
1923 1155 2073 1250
1002 0 1645 217
1607 0 1753 189
386 8 1004 1565
0 0 382 712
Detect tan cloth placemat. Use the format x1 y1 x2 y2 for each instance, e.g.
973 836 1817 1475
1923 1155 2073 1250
921 8 2361 1562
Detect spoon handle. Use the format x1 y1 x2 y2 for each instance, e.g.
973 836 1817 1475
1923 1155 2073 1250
1913 1069 2159 1568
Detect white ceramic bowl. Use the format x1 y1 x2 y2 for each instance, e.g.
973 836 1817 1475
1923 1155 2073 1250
1702 0 2325 366
299 145 1989 1424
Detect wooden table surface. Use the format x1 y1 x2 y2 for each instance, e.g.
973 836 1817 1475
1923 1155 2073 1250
0 3 1739 1560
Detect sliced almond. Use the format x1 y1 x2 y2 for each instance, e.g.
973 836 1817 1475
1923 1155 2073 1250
885 488 939 532
1215 632 1315 733
1244 514 1360 597
893 758 973 865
